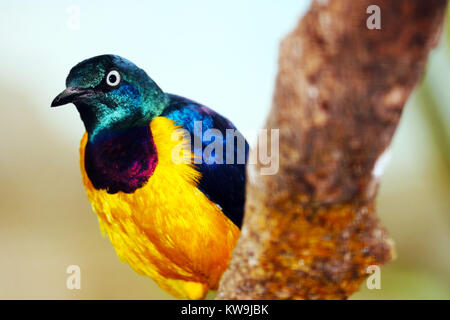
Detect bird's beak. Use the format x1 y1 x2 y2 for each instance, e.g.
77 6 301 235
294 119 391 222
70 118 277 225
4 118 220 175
51 87 96 107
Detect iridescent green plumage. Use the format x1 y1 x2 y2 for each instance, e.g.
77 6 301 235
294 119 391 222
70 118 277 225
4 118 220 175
65 55 168 140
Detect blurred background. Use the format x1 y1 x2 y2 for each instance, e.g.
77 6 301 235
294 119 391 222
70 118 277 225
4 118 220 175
0 0 448 299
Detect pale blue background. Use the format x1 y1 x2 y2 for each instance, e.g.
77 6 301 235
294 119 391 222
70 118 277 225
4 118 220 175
0 0 309 145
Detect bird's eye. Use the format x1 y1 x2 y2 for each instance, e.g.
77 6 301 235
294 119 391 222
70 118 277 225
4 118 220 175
106 70 121 87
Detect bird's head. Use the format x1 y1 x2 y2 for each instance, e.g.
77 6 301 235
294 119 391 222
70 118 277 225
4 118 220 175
51 55 168 140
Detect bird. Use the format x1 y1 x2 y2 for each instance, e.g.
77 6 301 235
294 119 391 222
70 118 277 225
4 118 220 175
51 54 248 299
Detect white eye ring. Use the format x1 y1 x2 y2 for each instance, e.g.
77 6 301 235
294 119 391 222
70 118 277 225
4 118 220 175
106 70 121 87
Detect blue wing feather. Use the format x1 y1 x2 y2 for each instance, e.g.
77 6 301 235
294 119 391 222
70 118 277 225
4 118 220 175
162 94 248 228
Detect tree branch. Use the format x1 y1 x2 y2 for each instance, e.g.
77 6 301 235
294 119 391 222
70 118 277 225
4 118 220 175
217 0 447 299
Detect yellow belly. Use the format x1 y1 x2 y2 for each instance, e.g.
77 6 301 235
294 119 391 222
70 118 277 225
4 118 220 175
79 116 240 299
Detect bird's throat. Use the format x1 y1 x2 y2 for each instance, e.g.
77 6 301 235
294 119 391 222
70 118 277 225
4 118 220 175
84 125 158 194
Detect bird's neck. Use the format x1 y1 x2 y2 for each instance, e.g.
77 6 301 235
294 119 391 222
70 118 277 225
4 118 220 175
77 93 170 142
84 125 158 194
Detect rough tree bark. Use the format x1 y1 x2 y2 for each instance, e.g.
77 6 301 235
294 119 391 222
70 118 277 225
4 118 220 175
217 0 447 299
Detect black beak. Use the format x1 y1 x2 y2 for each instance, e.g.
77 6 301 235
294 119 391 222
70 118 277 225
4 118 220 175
51 87 96 107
